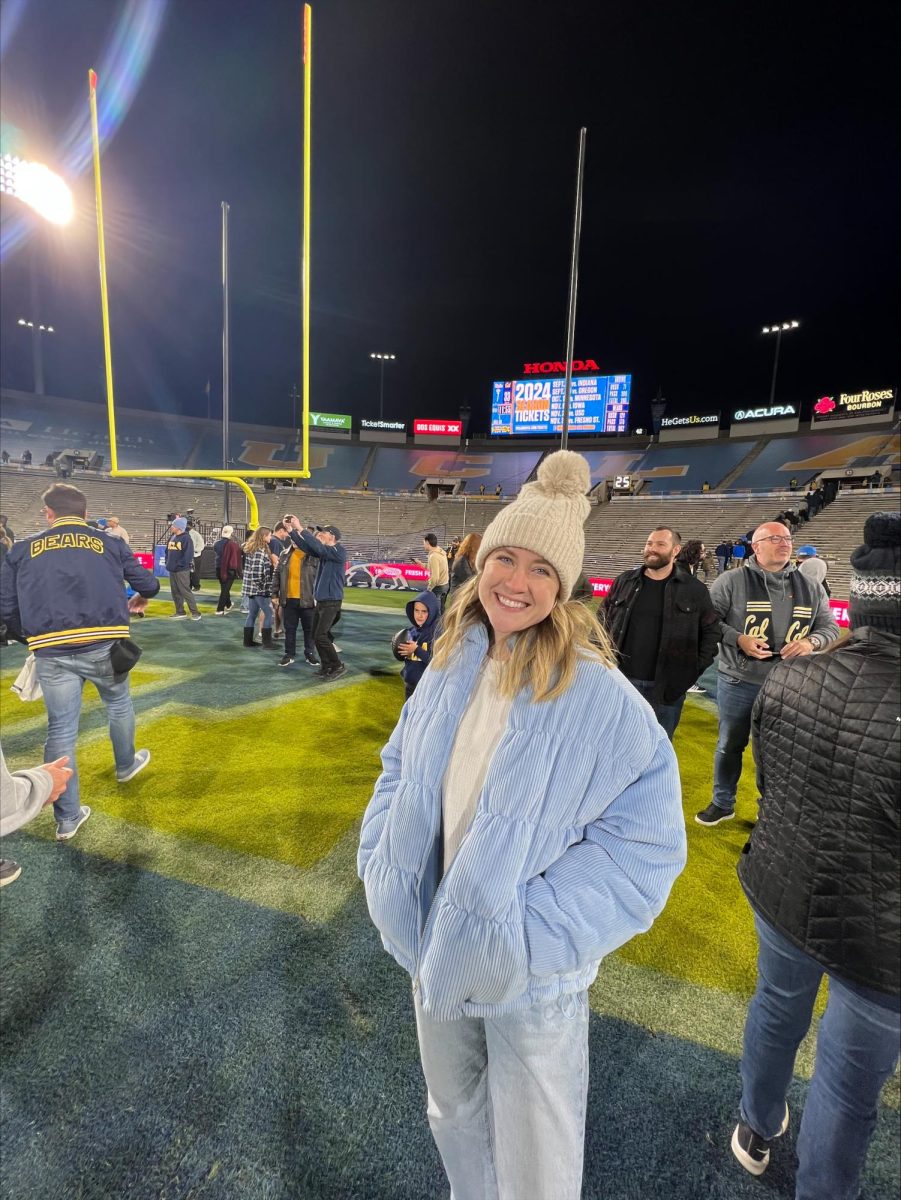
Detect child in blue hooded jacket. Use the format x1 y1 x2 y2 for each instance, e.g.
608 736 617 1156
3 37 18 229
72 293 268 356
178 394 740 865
397 589 441 699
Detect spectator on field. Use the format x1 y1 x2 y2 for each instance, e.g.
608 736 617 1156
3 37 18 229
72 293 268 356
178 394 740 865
695 522 839 828
285 518 347 680
269 523 292 639
1 745 73 886
214 526 241 614
0 515 13 542
20 449 32 468
394 590 442 699
494 483 503 497
730 511 900 1197
677 539 718 586
272 529 318 667
105 517 129 544
0 451 9 465
166 518 200 620
796 545 829 596
731 538 747 566
423 532 449 608
714 540 733 574
446 536 461 567
601 527 721 739
789 476 798 491
702 480 711 493
188 522 205 591
0 527 11 569
478 484 486 496
240 527 275 648
358 451 685 1200
448 532 481 597
0 482 159 841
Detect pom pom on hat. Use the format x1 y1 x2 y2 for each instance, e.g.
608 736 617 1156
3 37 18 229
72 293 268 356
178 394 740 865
475 450 591 601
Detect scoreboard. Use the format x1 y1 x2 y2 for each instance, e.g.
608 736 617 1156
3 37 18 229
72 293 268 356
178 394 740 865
491 374 631 436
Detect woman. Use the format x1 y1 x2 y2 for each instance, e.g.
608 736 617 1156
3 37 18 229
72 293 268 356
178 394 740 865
358 451 686 1199
677 538 717 584
447 531 481 596
214 525 242 614
240 526 275 648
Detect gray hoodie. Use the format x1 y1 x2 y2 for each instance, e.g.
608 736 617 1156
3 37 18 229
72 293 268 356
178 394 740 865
1 745 53 838
708 557 840 685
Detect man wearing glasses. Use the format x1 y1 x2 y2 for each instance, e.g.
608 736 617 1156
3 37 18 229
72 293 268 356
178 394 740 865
696 522 838 827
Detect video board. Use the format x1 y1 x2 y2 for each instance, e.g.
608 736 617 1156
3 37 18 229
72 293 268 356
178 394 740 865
491 374 631 435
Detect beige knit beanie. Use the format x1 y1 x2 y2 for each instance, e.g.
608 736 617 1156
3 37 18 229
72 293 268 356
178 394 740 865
475 450 591 601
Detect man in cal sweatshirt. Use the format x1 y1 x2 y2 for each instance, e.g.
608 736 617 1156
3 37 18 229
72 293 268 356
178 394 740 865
166 517 200 620
695 522 839 827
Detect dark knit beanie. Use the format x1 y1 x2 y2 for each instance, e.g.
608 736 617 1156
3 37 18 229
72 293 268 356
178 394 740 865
848 511 901 635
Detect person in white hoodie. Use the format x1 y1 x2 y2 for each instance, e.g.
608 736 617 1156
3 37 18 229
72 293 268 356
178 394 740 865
0 747 73 886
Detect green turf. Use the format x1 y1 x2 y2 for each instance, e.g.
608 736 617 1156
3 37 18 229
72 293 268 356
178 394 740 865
342 587 416 610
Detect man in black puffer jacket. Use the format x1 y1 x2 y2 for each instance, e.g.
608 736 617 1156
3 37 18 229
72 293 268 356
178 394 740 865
730 511 900 1200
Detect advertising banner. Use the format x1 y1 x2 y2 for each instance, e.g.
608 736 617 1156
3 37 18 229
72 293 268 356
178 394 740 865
413 419 463 436
659 413 720 428
811 389 895 424
345 561 430 590
309 411 352 431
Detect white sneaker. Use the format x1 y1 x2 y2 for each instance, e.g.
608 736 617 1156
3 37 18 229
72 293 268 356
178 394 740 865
171 614 188 620
688 684 706 694
332 643 342 653
190 615 202 621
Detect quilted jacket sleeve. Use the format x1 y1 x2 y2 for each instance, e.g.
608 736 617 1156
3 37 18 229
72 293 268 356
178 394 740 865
524 733 686 977
357 699 412 880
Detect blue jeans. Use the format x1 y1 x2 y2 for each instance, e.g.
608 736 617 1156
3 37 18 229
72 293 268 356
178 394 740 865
414 990 589 1200
712 674 762 812
243 595 273 630
741 915 900 1200
34 644 137 826
627 678 685 741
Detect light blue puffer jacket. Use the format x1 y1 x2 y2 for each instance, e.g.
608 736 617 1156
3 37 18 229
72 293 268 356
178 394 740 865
358 623 687 1022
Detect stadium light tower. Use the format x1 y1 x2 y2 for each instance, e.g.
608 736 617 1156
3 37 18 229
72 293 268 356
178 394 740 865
0 153 74 225
761 320 800 408
16 317 55 395
369 352 396 420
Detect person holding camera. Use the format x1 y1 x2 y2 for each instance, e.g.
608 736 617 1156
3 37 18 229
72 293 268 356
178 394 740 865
284 516 346 680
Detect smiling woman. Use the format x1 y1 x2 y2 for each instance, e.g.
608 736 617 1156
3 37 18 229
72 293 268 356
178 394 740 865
358 449 688 1199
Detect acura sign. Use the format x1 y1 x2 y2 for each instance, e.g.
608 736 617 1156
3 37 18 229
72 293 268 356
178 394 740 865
732 404 797 422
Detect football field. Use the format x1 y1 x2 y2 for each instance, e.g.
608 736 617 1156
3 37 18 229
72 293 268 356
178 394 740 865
1 594 898 1200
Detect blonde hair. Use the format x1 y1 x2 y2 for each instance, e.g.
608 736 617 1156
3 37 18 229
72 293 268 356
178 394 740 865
432 574 616 703
242 527 271 555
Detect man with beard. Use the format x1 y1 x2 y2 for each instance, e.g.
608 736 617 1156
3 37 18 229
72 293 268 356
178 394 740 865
600 526 721 739
695 521 839 827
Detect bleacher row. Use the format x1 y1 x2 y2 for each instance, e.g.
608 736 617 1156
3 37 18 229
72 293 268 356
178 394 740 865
2 465 897 600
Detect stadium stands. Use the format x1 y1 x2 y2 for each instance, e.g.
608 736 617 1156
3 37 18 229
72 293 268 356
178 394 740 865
725 429 900 491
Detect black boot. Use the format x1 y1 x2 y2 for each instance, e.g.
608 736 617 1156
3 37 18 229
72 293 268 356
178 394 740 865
243 627 257 648
262 628 275 649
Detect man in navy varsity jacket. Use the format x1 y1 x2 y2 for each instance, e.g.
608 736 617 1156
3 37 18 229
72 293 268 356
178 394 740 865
0 483 160 840
286 515 346 679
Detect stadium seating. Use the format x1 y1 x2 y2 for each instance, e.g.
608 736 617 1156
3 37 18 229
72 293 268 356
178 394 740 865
725 429 900 491
793 489 899 599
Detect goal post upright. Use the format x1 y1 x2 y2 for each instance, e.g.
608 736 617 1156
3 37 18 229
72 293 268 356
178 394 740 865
87 13 314 533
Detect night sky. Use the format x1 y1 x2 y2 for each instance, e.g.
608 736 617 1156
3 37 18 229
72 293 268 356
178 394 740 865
1 0 898 435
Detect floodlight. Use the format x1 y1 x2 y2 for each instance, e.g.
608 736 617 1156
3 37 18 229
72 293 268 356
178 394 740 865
0 153 73 225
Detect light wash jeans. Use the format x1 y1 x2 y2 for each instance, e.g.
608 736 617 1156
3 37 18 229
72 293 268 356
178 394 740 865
712 674 762 812
34 644 137 828
741 915 900 1200
414 990 589 1200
